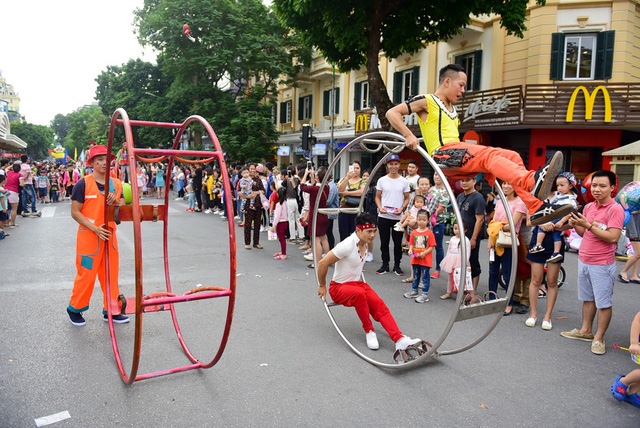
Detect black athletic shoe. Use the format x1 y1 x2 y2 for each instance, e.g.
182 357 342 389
393 265 404 276
530 201 574 226
67 308 86 326
376 265 390 275
532 151 564 200
103 313 130 324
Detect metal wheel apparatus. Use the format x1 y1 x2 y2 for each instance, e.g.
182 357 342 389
311 131 517 368
102 108 237 383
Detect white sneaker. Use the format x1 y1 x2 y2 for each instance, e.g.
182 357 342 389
234 215 240 220
204 209 212 214
303 253 314 261
260 226 267 232
415 293 429 303
525 317 537 327
393 222 404 232
174 197 182 201
395 336 421 351
365 252 373 263
366 331 379 350
541 320 552 330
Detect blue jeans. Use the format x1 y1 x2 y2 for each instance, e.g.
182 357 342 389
412 264 431 294
433 223 445 271
488 247 514 305
22 184 37 212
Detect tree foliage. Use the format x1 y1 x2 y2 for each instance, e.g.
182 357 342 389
128 0 311 161
10 121 55 160
50 114 71 141
64 106 110 154
273 0 544 127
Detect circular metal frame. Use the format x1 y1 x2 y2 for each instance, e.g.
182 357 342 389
103 108 237 383
311 131 517 369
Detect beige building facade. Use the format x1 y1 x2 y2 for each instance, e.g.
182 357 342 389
273 0 640 181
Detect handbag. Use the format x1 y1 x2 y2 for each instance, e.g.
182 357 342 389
496 229 519 248
344 196 360 207
260 193 270 211
452 267 474 292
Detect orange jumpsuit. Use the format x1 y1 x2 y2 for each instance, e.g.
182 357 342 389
68 174 123 315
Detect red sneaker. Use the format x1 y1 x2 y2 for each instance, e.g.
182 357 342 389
430 271 440 279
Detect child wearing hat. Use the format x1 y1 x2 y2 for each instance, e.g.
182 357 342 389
529 172 578 263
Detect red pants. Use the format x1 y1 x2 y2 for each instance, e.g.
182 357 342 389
329 281 402 342
276 221 287 255
434 141 542 214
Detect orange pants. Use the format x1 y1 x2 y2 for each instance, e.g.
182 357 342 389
68 225 121 314
433 141 543 214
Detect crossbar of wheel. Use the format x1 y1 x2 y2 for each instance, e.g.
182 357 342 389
453 298 508 322
116 119 183 129
317 207 360 215
142 289 232 307
311 131 518 368
134 148 222 159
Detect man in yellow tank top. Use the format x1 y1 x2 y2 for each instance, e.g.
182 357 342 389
386 64 572 226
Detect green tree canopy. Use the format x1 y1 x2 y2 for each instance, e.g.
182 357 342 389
50 114 71 142
274 0 544 126
64 106 109 154
130 0 311 161
10 121 55 160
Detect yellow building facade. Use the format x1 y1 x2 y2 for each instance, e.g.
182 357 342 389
274 0 640 180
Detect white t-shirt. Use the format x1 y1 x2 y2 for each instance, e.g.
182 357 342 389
331 233 366 284
377 175 409 220
406 174 419 193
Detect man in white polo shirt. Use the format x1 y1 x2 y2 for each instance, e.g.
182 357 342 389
317 213 422 352
375 154 411 275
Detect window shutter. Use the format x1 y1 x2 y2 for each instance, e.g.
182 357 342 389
279 102 286 124
323 90 330 116
334 88 340 114
354 82 362 111
412 66 420 96
298 98 303 121
393 71 402 104
550 33 565 80
473 51 482 91
595 31 615 80
307 95 312 119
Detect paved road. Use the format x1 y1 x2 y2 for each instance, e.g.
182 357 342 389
1 198 638 427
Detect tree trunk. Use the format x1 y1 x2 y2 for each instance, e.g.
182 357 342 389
366 4 394 131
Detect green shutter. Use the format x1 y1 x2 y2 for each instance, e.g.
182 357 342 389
279 102 286 124
595 31 615 80
307 95 312 119
354 82 362 111
550 33 565 80
323 90 330 116
473 51 482 91
298 97 303 121
334 88 340 114
393 71 402 104
412 66 420 97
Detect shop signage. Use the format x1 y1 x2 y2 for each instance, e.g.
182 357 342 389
566 85 612 123
354 110 419 135
463 94 512 122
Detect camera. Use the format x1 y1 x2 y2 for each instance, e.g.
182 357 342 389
307 161 313 169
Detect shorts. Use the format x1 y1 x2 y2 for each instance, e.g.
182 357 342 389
7 190 18 204
38 188 47 197
626 212 640 241
526 226 565 264
577 260 616 309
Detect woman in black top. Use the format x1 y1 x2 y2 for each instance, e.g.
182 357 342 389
192 167 203 212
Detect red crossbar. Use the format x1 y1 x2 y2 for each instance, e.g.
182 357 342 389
133 148 221 159
116 119 183 128
141 289 232 307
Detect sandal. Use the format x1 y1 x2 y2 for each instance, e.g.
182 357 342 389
401 278 413 283
274 254 287 260
245 245 252 250
618 273 630 283
253 244 264 249
440 294 452 300
538 289 547 298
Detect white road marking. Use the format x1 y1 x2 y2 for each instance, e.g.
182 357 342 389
41 206 56 217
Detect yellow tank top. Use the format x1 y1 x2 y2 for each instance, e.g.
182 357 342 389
416 94 460 155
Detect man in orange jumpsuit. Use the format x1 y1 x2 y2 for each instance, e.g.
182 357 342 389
66 145 129 326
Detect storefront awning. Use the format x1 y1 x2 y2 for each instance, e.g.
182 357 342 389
0 112 27 150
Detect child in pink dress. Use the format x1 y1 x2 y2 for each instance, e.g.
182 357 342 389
439 222 471 299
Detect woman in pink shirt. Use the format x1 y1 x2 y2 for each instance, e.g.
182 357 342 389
5 163 22 226
272 186 289 260
487 181 526 316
